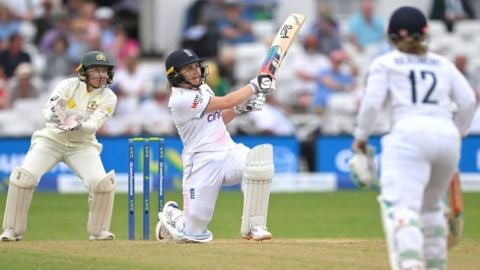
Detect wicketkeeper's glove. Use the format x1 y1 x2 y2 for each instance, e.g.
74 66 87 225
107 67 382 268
58 114 84 131
349 143 378 189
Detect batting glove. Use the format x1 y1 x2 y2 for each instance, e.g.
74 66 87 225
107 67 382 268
249 74 275 95
234 95 266 115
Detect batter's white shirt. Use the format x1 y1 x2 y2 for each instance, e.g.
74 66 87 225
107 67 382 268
354 49 477 140
168 84 238 155
35 77 117 148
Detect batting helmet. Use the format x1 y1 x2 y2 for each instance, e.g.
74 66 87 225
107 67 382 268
76 51 115 84
165 49 207 86
388 6 428 40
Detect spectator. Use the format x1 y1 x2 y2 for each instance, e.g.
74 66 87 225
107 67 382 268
181 0 223 59
248 95 295 136
0 4 21 50
67 18 90 63
102 51 149 135
313 49 357 114
110 24 139 68
430 0 475 32
95 6 115 52
307 4 342 55
347 0 385 52
139 87 176 136
78 0 101 49
7 63 44 106
33 0 56 45
43 35 74 83
291 34 329 111
204 60 230 96
0 34 31 78
217 1 255 45
454 54 478 89
0 67 8 109
112 50 152 102
39 12 71 55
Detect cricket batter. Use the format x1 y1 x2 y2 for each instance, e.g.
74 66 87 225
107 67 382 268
352 7 476 270
155 49 275 243
1 51 118 241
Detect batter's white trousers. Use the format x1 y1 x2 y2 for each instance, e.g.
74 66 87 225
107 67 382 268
181 145 250 235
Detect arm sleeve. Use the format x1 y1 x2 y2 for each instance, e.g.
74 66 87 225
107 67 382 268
353 60 389 141
172 90 211 126
449 64 477 136
79 92 117 134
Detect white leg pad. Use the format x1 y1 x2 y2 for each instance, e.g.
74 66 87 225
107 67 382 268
421 211 447 270
2 167 36 236
87 170 116 236
241 144 274 237
379 197 425 270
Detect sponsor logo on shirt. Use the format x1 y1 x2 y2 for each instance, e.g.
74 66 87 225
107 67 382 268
191 94 202 108
207 111 221 122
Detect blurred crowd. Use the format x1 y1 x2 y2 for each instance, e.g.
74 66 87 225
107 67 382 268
0 0 479 146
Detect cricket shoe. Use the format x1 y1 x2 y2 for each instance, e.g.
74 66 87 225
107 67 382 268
179 229 213 243
0 229 22 241
163 201 184 227
242 225 272 241
89 230 115 240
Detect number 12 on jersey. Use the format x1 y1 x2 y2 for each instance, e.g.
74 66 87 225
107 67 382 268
408 69 437 104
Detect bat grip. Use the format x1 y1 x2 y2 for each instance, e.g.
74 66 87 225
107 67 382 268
246 93 264 111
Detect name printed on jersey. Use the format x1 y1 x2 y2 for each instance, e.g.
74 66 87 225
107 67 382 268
394 55 440 66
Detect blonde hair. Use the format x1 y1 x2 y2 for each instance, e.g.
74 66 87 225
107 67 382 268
390 36 427 55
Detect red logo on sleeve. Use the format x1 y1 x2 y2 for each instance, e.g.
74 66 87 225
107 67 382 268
191 94 201 108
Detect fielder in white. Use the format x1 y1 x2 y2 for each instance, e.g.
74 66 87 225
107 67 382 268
155 49 275 243
0 51 118 241
352 7 476 270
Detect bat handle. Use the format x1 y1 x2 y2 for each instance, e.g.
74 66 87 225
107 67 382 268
246 92 265 111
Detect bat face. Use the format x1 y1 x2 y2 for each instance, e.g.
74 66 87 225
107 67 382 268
260 45 283 76
247 13 305 110
260 13 306 76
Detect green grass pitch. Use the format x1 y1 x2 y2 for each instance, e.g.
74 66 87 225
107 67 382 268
0 191 479 269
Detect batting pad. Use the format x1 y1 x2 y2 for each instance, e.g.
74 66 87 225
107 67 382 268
379 197 424 270
3 167 36 235
421 211 447 269
87 170 116 236
241 144 274 237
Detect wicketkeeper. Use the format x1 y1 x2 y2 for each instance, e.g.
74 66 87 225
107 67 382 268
1 51 118 241
155 49 275 243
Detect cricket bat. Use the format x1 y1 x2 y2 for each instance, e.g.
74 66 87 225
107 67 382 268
447 171 463 248
247 13 306 109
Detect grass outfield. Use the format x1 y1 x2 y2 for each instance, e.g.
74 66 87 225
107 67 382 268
0 191 479 269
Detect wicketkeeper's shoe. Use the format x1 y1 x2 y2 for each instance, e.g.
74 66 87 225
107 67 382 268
89 230 115 240
243 225 272 241
0 229 22 241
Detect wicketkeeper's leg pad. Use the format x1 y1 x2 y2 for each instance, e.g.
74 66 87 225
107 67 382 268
422 211 447 269
2 166 37 236
87 170 116 236
241 144 274 237
378 197 425 270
